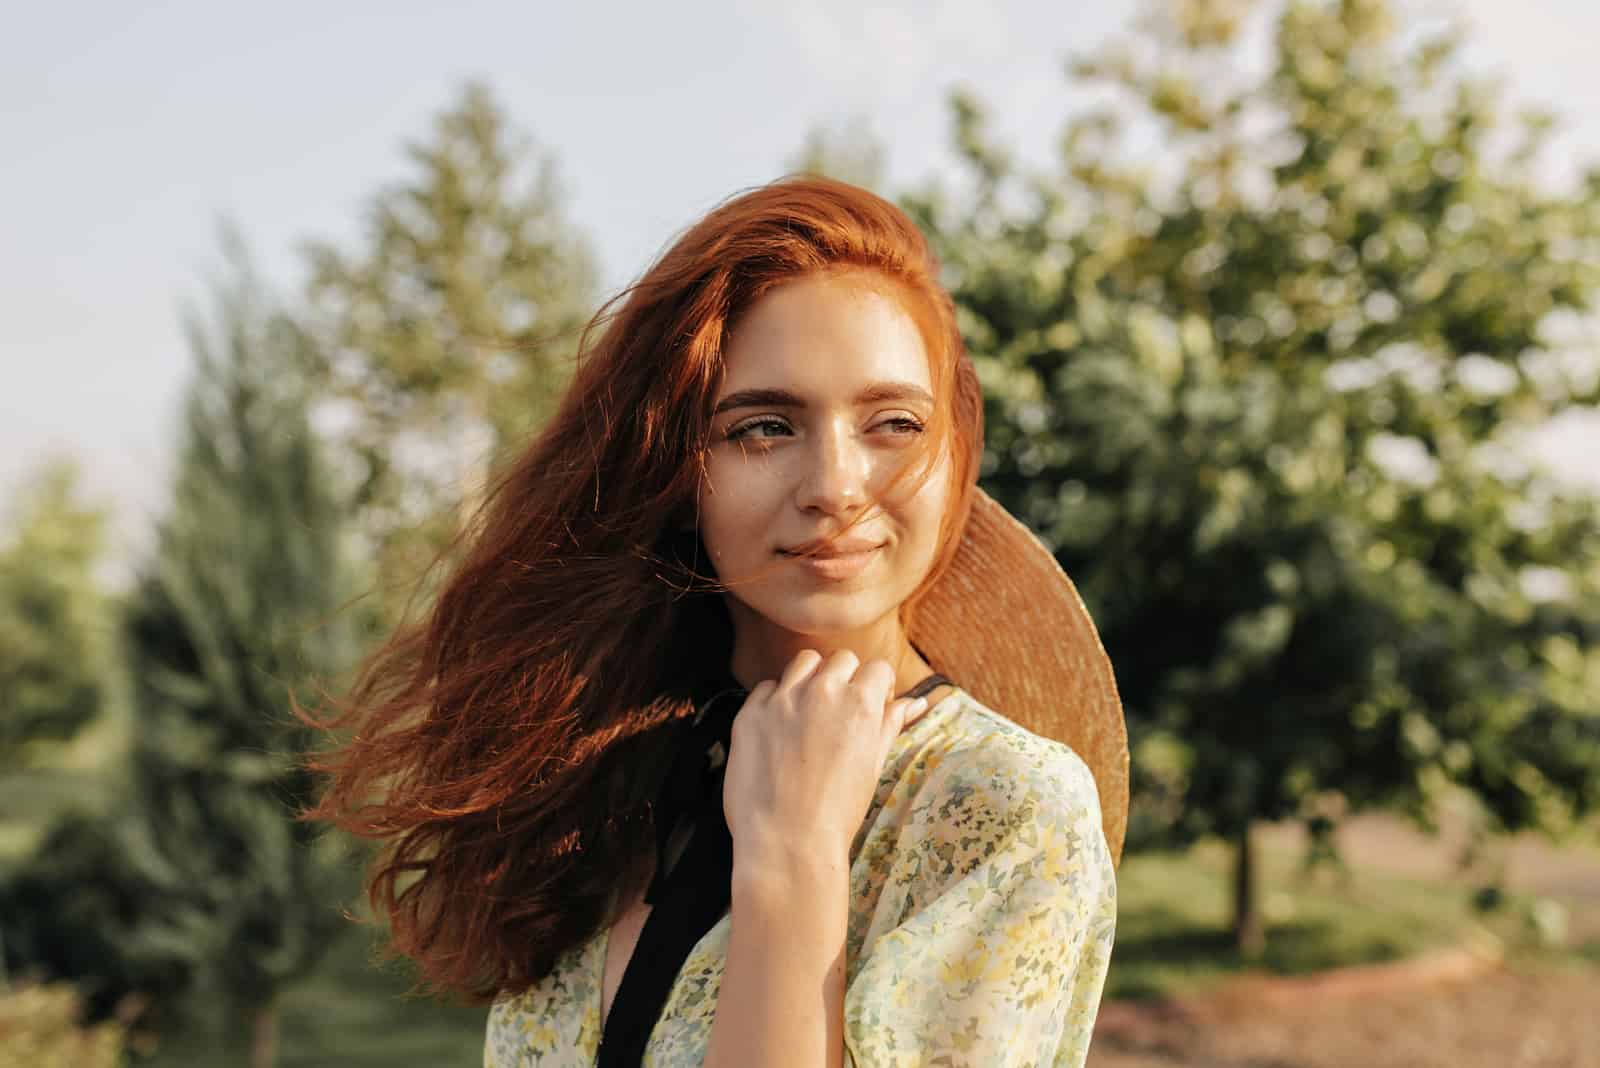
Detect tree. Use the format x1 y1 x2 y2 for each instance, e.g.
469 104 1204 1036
0 461 126 992
0 460 118 769
908 0 1600 953
302 82 599 619
1 237 364 1066
128 235 363 1063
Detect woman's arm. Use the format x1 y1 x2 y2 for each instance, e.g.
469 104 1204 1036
703 848 850 1068
705 650 921 1068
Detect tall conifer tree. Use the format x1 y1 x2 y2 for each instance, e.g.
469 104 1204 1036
303 83 598 619
123 234 361 1063
4 237 361 1066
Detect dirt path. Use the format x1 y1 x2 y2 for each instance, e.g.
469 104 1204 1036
1088 966 1600 1068
1259 807 1600 941
1258 807 1600 898
1089 810 1600 1067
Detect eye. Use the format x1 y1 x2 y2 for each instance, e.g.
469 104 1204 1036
878 416 926 435
726 416 792 441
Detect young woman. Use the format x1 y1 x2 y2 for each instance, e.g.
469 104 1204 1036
308 176 1127 1067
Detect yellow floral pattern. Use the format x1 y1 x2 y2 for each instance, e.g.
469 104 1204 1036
485 686 1117 1067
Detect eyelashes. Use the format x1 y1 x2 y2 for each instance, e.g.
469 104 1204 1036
725 416 926 442
726 417 786 441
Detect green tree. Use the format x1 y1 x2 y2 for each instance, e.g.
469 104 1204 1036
909 0 1600 952
1 237 363 1066
0 461 127 983
302 82 599 617
0 460 118 769
126 235 362 1063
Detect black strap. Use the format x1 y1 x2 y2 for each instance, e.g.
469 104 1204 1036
901 672 953 702
595 670 951 1065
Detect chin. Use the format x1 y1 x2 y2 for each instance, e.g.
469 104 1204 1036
757 592 900 638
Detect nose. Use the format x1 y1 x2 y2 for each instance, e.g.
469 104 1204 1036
793 422 871 517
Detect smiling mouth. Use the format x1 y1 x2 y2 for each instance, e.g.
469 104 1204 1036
778 545 882 580
778 538 886 558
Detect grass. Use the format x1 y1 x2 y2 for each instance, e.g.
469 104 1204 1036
1104 834 1592 1001
138 927 486 1068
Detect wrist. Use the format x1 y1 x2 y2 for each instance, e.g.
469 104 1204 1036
729 851 850 966
731 841 850 907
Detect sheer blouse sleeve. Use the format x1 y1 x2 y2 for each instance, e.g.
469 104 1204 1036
842 729 1117 1068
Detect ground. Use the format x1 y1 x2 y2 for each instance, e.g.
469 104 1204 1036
1089 809 1600 1068
1089 966 1600 1068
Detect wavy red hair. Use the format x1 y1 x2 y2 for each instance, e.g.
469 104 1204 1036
303 175 984 1001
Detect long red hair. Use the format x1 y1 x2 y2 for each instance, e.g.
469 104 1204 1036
304 175 984 1001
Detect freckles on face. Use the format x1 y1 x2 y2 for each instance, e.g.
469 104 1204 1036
696 271 952 635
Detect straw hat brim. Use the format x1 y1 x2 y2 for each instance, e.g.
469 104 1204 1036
908 487 1129 866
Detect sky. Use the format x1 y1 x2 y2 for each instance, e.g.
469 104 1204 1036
4 0 1598 567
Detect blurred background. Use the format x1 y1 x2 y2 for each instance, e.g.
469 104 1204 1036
3 1 1598 1065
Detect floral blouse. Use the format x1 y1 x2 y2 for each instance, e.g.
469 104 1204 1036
484 685 1118 1067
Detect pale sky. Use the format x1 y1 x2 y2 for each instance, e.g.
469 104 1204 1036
4 0 1598 567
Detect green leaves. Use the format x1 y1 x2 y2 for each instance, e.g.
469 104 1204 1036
301 84 598 621
1 237 364 1037
114 237 361 1016
0 463 116 770
914 0 1600 859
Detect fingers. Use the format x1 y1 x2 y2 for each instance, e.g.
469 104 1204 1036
810 648 860 689
851 658 895 702
876 694 927 769
893 693 930 729
776 649 897 708
777 648 824 690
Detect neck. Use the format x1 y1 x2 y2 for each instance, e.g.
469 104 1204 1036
724 601 935 698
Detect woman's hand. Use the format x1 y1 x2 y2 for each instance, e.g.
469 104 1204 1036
722 649 928 879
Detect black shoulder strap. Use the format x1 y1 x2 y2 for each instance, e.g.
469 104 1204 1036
595 809 732 1066
903 672 952 701
596 677 741 1067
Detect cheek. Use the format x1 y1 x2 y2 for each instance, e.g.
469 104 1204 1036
883 492 949 593
697 475 766 560
901 455 953 540
696 497 732 557
905 495 949 560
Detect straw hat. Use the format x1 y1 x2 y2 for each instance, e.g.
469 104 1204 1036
908 487 1129 866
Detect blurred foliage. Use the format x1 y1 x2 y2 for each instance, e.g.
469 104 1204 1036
0 462 117 769
787 116 889 191
137 918 487 1068
0 235 364 1064
302 82 599 621
0 981 126 1068
0 460 126 927
908 0 1600 946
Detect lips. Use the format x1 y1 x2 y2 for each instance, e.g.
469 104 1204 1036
779 542 883 581
779 538 885 558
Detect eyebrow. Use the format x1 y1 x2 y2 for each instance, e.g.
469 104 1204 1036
711 381 934 417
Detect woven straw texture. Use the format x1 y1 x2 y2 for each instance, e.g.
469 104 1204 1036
910 488 1129 865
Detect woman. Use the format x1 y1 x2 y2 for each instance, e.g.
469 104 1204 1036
307 176 1127 1067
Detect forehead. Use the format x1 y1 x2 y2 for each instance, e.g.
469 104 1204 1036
719 273 932 393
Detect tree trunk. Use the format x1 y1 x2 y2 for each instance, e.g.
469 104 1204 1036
250 1000 279 1068
1232 820 1265 958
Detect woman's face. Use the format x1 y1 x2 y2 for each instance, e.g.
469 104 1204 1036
698 271 952 640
